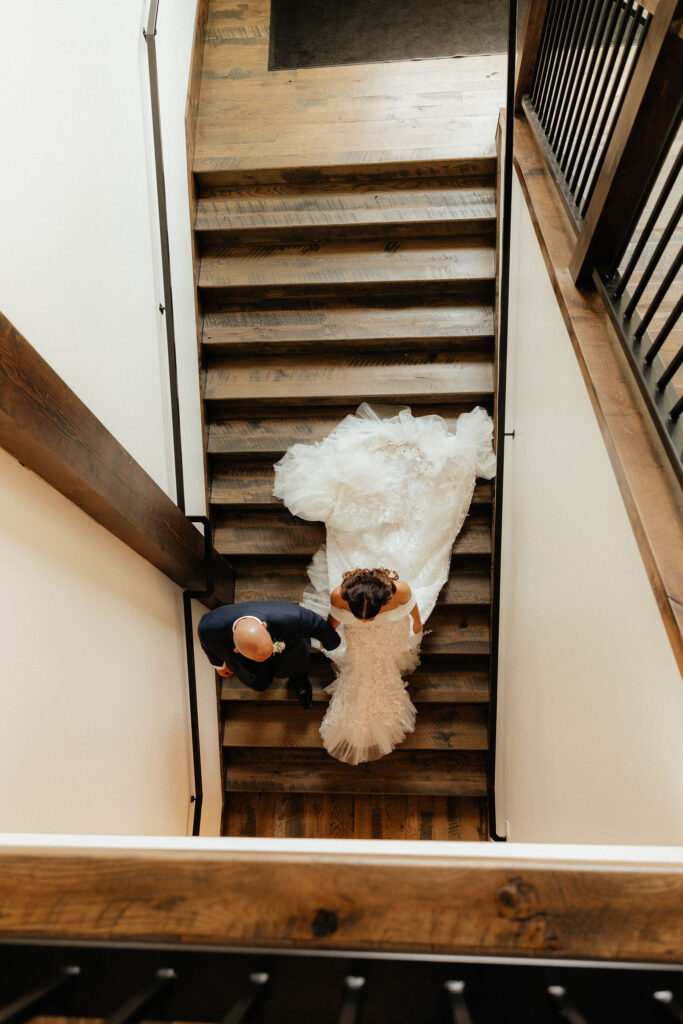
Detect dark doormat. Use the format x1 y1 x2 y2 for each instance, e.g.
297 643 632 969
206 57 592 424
269 0 515 71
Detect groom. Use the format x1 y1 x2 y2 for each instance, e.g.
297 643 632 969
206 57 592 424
198 600 341 709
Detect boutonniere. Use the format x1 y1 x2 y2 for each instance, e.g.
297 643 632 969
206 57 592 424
272 640 286 654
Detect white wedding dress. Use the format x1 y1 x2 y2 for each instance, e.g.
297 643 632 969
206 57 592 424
272 403 496 765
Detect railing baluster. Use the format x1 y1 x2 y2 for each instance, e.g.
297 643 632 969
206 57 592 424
564 0 619 183
548 0 595 149
624 192 683 317
538 0 576 125
571 0 632 202
220 972 269 1024
557 0 605 167
545 0 589 144
670 393 683 421
579 3 647 215
548 984 589 1024
531 0 562 108
634 248 683 341
337 975 366 1024
656 339 683 390
0 966 80 1024
104 968 176 1024
444 980 474 1024
536 0 569 119
615 145 683 291
654 990 683 1022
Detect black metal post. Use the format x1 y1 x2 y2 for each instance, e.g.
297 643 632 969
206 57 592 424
0 967 80 1024
336 976 366 1024
220 972 270 1024
104 969 176 1024
445 980 474 1024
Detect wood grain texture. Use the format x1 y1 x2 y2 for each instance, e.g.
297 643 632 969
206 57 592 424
0 312 234 606
225 793 488 839
514 0 550 112
223 704 488 750
207 405 491 456
201 302 495 354
224 748 487 795
204 355 494 405
514 114 683 673
221 665 490 703
214 511 492 557
1 848 682 961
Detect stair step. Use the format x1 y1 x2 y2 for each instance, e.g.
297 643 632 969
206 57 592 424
204 354 494 406
214 510 491 557
201 302 494 355
198 237 495 301
231 559 490 605
223 704 488 750
211 462 493 510
221 665 490 703
224 748 487 796
224 792 488 840
194 156 497 190
208 406 488 458
196 182 495 244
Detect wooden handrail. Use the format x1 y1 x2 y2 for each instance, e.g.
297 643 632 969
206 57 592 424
0 845 681 961
0 311 234 607
570 0 683 281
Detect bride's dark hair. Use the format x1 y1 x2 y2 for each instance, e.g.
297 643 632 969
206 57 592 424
340 568 399 620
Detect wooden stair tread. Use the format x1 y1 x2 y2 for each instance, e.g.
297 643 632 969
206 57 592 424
223 704 488 750
204 354 494 404
221 667 490 703
224 748 487 795
199 238 495 292
197 180 495 210
207 406 491 456
201 303 494 353
196 185 495 241
211 462 493 510
214 511 491 557
224 792 488 840
231 561 490 605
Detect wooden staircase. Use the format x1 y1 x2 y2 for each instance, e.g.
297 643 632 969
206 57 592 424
195 162 497 840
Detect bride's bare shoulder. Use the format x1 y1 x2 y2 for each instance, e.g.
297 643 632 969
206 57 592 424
395 579 412 604
330 585 348 609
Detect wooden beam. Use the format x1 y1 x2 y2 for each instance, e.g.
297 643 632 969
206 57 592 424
0 847 681 962
0 311 234 606
514 0 551 113
570 0 683 281
513 116 683 674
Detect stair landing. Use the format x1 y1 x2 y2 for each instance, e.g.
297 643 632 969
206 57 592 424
195 0 506 186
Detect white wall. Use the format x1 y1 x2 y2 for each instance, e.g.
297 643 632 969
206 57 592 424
0 1 220 834
495 175 683 845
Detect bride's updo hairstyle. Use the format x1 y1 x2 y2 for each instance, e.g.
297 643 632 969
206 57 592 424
340 568 399 620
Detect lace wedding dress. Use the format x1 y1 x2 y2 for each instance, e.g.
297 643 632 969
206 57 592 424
273 403 496 765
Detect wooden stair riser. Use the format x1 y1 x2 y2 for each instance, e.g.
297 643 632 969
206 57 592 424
224 748 487 796
224 792 488 840
197 219 496 247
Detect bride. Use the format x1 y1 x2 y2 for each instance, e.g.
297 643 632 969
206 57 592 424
272 403 496 765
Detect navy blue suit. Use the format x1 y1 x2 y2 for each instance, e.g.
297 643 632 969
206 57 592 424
198 600 341 691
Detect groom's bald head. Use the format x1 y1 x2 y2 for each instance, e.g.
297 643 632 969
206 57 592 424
233 618 273 661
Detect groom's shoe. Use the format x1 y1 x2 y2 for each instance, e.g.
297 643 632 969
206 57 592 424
294 676 313 710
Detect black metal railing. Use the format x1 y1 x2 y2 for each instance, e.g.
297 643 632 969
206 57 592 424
1 941 682 1023
526 0 651 224
598 123 683 483
143 1 216 835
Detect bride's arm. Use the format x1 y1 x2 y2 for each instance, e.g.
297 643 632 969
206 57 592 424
327 585 343 630
396 580 422 633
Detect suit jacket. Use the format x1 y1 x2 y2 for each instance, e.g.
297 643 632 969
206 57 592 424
198 600 341 687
